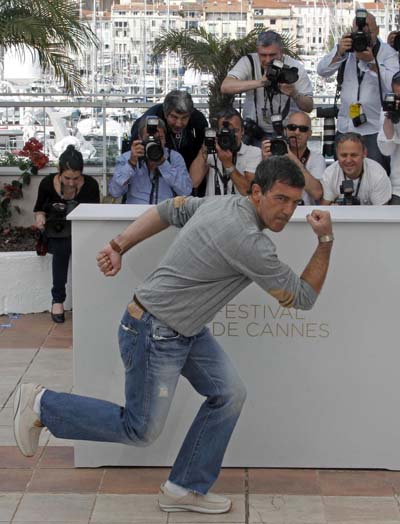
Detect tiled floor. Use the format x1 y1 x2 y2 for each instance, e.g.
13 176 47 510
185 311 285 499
1 314 400 523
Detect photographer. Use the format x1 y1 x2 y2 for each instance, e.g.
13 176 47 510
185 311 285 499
109 117 192 204
317 10 398 170
190 108 261 196
33 145 100 323
221 31 313 141
261 111 325 204
377 71 400 204
320 132 391 205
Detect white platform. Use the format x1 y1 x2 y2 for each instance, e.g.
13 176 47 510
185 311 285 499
69 203 400 469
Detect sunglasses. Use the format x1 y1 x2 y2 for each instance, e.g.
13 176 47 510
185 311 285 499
286 124 310 132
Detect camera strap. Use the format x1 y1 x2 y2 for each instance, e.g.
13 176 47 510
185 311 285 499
148 168 160 204
212 154 235 196
344 170 363 198
299 147 311 166
247 53 290 126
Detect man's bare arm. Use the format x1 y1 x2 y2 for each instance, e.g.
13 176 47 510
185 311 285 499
97 207 169 277
300 209 334 294
221 76 264 95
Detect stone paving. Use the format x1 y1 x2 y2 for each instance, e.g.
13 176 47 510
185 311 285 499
1 313 400 523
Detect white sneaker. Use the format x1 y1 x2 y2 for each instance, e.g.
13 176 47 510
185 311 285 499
13 383 44 457
158 482 232 513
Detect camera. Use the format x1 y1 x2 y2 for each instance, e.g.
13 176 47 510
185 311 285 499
243 118 266 145
352 113 367 127
337 179 361 205
270 114 288 156
316 106 339 157
382 92 400 123
142 116 164 162
350 9 371 53
265 59 299 86
216 121 238 151
46 200 78 237
204 127 217 154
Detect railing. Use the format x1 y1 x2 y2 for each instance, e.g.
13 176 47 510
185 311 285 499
0 91 336 195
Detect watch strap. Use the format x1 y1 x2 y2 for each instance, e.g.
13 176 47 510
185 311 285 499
318 234 334 243
110 238 123 254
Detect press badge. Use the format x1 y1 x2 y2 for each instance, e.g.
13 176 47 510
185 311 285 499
349 103 362 119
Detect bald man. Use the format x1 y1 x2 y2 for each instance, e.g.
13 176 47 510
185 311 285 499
317 10 398 171
261 111 325 204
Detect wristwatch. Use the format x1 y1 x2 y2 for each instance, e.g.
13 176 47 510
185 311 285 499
223 166 235 176
318 234 334 243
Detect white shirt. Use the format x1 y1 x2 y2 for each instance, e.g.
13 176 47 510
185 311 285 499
228 53 313 134
321 157 392 205
317 40 398 135
205 142 262 196
377 112 400 196
302 150 326 205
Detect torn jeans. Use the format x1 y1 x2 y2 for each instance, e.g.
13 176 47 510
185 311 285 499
40 307 246 494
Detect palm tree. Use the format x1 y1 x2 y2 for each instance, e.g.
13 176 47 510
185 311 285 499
153 27 299 119
0 0 98 94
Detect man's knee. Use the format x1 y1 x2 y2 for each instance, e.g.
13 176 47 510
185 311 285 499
124 418 165 447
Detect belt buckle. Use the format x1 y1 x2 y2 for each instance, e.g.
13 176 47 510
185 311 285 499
127 301 144 320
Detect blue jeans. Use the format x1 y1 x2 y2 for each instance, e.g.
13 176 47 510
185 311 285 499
40 308 246 494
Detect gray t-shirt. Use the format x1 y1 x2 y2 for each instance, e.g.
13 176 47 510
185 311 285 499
136 195 317 336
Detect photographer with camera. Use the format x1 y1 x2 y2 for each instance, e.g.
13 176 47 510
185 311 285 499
320 132 391 205
33 145 100 323
190 108 261 196
377 71 400 203
317 10 398 170
109 117 192 204
261 112 325 204
221 31 313 142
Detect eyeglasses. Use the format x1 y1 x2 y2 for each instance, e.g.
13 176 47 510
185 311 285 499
286 124 310 132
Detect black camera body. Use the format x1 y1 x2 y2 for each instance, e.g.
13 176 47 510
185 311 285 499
316 106 339 119
266 59 299 86
352 113 367 127
349 9 371 52
337 179 361 205
204 127 217 154
270 114 288 156
46 200 78 238
316 106 339 158
243 118 266 144
142 116 164 162
382 93 400 123
216 121 238 152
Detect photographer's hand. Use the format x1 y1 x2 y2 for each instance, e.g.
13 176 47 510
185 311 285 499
356 47 375 66
97 243 122 277
216 143 234 169
261 139 272 160
129 140 145 167
335 35 352 61
383 113 395 139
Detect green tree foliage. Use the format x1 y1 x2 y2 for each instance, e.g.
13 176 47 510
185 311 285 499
153 27 298 119
0 0 98 93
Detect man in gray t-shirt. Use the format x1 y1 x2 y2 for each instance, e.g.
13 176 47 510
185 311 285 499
14 157 333 516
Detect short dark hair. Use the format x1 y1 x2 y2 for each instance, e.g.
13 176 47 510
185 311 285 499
215 107 243 128
256 30 284 49
249 156 305 194
163 90 194 116
392 70 400 87
335 132 365 149
59 145 84 174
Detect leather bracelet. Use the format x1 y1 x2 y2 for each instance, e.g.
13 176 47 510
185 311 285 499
110 238 123 254
318 234 334 243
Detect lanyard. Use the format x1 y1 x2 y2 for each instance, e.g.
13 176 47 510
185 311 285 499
356 60 365 101
212 155 236 195
148 169 160 204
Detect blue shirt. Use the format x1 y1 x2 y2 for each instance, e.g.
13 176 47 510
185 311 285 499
109 148 192 204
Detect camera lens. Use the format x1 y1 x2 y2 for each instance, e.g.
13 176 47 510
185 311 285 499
146 141 164 162
270 138 288 156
